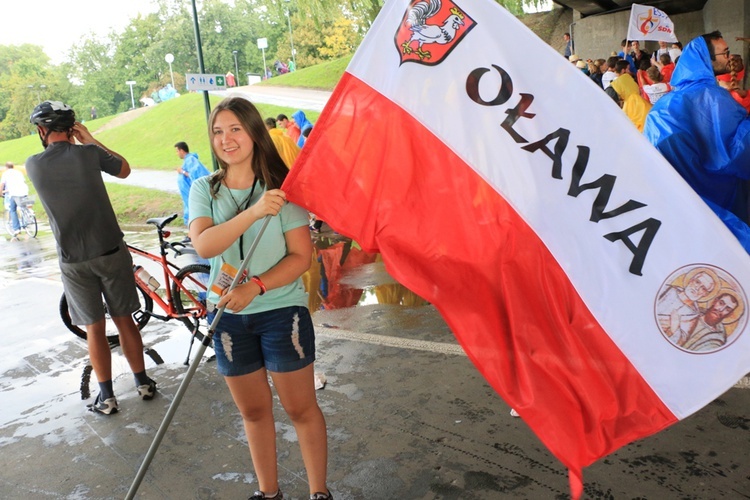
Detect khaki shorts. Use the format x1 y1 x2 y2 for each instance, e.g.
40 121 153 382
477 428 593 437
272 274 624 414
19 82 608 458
60 240 140 326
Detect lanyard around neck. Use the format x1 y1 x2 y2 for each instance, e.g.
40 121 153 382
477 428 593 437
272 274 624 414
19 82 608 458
212 178 260 263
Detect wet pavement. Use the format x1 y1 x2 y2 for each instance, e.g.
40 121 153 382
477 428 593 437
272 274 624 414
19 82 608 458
1 227 750 499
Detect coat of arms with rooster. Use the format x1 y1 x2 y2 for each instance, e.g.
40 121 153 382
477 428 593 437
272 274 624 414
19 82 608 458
395 0 475 65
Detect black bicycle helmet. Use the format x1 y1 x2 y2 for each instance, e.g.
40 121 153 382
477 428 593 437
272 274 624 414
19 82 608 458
30 100 76 131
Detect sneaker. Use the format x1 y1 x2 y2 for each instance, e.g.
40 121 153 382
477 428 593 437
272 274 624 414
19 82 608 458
310 491 333 500
137 378 157 400
509 408 520 418
248 490 283 500
87 393 119 415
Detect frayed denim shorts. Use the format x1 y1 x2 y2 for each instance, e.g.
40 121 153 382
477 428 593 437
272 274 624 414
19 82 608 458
208 305 315 376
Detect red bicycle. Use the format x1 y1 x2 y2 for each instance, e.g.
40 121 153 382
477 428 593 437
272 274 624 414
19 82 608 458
59 214 210 348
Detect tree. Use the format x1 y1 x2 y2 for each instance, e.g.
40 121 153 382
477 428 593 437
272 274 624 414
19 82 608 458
66 36 122 117
112 14 167 111
274 17 326 69
319 16 363 60
0 45 58 140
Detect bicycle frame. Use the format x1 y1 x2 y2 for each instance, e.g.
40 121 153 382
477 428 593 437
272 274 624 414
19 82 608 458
128 227 205 324
19 204 34 227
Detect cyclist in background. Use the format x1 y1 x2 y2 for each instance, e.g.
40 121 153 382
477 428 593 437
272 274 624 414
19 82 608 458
1 161 30 237
25 100 157 415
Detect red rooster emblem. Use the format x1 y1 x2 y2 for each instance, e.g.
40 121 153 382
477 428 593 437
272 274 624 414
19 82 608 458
395 0 475 66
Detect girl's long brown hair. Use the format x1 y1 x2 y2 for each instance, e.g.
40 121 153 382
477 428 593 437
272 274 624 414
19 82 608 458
207 97 288 197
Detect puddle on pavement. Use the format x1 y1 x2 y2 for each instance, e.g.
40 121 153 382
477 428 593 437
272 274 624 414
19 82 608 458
0 227 59 282
308 232 428 310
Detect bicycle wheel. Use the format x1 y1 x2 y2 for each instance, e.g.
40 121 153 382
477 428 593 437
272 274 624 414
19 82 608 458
171 263 211 341
60 286 153 347
23 210 37 238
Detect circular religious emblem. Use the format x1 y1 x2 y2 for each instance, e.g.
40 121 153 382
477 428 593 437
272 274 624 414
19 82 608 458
655 264 747 354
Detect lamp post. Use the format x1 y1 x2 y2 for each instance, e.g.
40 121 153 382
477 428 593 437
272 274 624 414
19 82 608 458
258 38 268 80
27 84 47 102
232 50 239 81
284 0 296 70
165 53 175 88
126 80 137 109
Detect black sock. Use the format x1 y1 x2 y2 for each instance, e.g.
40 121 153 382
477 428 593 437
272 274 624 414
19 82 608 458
134 371 150 386
98 380 115 400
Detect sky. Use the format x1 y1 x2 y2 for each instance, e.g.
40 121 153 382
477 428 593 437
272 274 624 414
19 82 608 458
4 0 159 64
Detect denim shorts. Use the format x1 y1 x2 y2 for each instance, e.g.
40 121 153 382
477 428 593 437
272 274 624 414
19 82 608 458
208 306 316 376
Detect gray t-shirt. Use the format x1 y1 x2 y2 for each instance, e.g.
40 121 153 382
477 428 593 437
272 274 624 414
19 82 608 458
26 141 124 263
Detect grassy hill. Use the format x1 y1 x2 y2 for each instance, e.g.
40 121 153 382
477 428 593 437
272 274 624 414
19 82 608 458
0 93 321 170
259 56 353 90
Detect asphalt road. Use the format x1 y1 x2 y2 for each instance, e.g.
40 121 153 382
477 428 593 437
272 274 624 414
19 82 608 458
212 84 332 112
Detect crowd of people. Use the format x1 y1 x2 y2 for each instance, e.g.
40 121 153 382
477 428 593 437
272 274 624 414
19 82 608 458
566 31 750 253
568 36 750 131
568 39 684 132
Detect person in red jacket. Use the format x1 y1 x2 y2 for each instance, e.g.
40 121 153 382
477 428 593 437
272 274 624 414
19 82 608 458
654 53 676 83
276 113 301 144
717 54 750 113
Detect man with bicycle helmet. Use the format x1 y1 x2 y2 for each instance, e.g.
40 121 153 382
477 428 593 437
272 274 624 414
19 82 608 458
26 100 157 415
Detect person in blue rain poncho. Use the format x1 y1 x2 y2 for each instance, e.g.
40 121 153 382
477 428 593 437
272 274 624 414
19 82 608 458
291 110 313 148
175 141 210 227
644 31 750 252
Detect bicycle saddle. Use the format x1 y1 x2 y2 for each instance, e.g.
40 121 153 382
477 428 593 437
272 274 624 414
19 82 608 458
147 213 178 230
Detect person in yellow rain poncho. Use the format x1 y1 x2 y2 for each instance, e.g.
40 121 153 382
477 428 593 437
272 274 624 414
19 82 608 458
610 59 652 132
264 117 301 169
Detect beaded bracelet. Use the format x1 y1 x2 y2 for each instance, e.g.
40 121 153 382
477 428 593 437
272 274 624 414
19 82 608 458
251 275 267 295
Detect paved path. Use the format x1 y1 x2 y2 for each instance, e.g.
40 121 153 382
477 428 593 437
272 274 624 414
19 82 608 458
104 169 179 193
211 84 332 112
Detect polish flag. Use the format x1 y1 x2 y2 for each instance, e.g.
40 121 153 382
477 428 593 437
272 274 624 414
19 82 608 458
283 0 750 496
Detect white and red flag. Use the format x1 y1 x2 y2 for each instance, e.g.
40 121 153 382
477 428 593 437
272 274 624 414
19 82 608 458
627 3 679 42
283 0 750 496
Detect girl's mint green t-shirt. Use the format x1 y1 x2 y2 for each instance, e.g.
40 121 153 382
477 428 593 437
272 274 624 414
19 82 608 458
189 176 309 314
